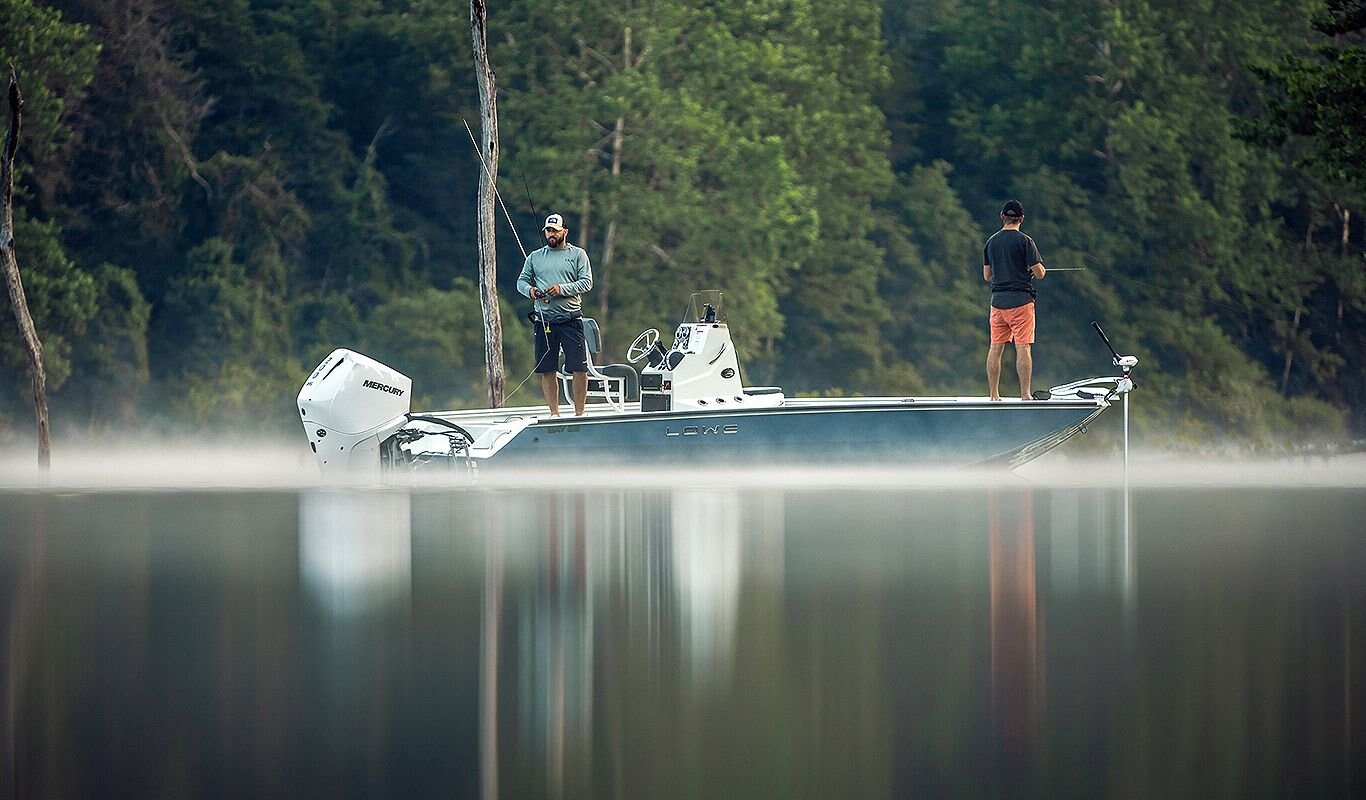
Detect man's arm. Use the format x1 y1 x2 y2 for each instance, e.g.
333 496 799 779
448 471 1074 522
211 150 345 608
1026 236 1044 279
983 264 993 282
516 253 540 298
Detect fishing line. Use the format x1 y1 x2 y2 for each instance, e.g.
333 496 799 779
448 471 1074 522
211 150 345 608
504 357 547 403
1059 264 1342 340
462 118 529 259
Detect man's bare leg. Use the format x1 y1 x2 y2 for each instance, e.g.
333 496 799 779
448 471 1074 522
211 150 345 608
540 372 561 416
571 372 587 415
987 343 1006 400
1016 344 1033 400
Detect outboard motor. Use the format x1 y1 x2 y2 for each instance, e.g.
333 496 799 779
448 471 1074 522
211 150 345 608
298 349 412 477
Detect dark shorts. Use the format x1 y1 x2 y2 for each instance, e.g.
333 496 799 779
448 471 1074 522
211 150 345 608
534 318 588 374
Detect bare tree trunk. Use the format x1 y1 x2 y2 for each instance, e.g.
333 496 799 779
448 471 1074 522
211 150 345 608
1282 216 1316 396
471 0 506 408
1280 308 1299 396
600 110 624 324
598 23 630 325
1338 205 1350 344
1 69 50 470
579 188 592 296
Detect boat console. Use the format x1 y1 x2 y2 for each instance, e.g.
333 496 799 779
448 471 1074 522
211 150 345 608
629 291 784 413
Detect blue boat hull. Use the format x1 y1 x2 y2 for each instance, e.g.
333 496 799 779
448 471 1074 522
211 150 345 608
482 400 1105 469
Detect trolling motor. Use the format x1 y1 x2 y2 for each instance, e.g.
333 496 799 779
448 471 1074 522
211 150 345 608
1089 321 1139 478
1091 321 1137 397
1043 321 1139 402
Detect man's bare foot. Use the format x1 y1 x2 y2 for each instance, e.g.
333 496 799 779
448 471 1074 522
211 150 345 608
990 396 1001 401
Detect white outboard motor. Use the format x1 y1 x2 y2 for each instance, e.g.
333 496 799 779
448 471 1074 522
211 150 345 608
297 349 411 477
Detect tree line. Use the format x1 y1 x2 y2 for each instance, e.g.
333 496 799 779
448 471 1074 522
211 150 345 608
2 0 1363 447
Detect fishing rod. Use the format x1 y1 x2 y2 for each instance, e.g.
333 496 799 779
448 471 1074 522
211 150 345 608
511 149 541 228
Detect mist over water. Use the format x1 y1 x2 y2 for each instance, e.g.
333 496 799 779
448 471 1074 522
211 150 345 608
1 448 1361 797
1 443 1365 490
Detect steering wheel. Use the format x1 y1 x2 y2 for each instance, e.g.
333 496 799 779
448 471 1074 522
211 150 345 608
627 328 660 363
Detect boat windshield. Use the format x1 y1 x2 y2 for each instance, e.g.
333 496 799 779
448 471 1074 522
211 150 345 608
681 290 725 324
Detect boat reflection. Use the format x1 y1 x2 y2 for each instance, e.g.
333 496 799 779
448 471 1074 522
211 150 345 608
299 490 412 617
472 485 1139 796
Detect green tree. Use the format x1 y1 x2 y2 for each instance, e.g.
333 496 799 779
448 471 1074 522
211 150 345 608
1243 0 1366 187
156 238 299 428
65 264 151 427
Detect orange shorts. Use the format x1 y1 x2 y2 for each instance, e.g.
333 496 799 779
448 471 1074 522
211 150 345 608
989 304 1035 345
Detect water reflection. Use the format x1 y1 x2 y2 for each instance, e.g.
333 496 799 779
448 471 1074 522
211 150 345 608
299 490 412 616
989 489 1041 758
0 483 1358 798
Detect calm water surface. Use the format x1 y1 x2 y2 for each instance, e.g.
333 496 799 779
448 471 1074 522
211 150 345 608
1 478 1361 798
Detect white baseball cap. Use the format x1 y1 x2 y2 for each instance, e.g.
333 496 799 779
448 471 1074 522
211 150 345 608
543 214 566 231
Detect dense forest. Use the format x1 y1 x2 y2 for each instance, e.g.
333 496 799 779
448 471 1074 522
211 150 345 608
2 0 1364 448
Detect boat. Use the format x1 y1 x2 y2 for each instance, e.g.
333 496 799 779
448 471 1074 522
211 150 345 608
297 290 1137 477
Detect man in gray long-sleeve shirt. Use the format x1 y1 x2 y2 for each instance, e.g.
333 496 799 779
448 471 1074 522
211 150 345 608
516 213 594 416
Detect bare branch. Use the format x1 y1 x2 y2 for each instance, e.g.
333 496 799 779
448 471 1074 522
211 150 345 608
158 108 211 201
649 242 679 268
363 115 396 168
574 37 621 74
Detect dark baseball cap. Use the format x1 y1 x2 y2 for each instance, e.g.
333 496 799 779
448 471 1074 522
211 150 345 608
1001 200 1024 218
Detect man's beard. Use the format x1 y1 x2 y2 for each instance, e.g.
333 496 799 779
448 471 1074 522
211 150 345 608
546 232 564 245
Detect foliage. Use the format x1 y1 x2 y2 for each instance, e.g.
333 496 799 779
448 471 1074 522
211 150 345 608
1243 0 1366 186
357 281 533 410
0 0 1363 448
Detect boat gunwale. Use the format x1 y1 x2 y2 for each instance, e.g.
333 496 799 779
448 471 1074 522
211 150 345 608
411 394 1109 430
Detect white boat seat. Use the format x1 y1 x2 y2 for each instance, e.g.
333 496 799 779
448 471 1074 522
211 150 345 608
558 317 637 412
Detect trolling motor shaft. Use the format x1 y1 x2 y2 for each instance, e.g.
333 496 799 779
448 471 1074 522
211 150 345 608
1092 321 1138 394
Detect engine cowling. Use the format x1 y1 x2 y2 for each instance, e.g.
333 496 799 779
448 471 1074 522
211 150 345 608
297 349 412 477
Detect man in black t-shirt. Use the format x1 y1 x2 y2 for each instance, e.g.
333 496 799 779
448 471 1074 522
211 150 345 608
982 199 1046 400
